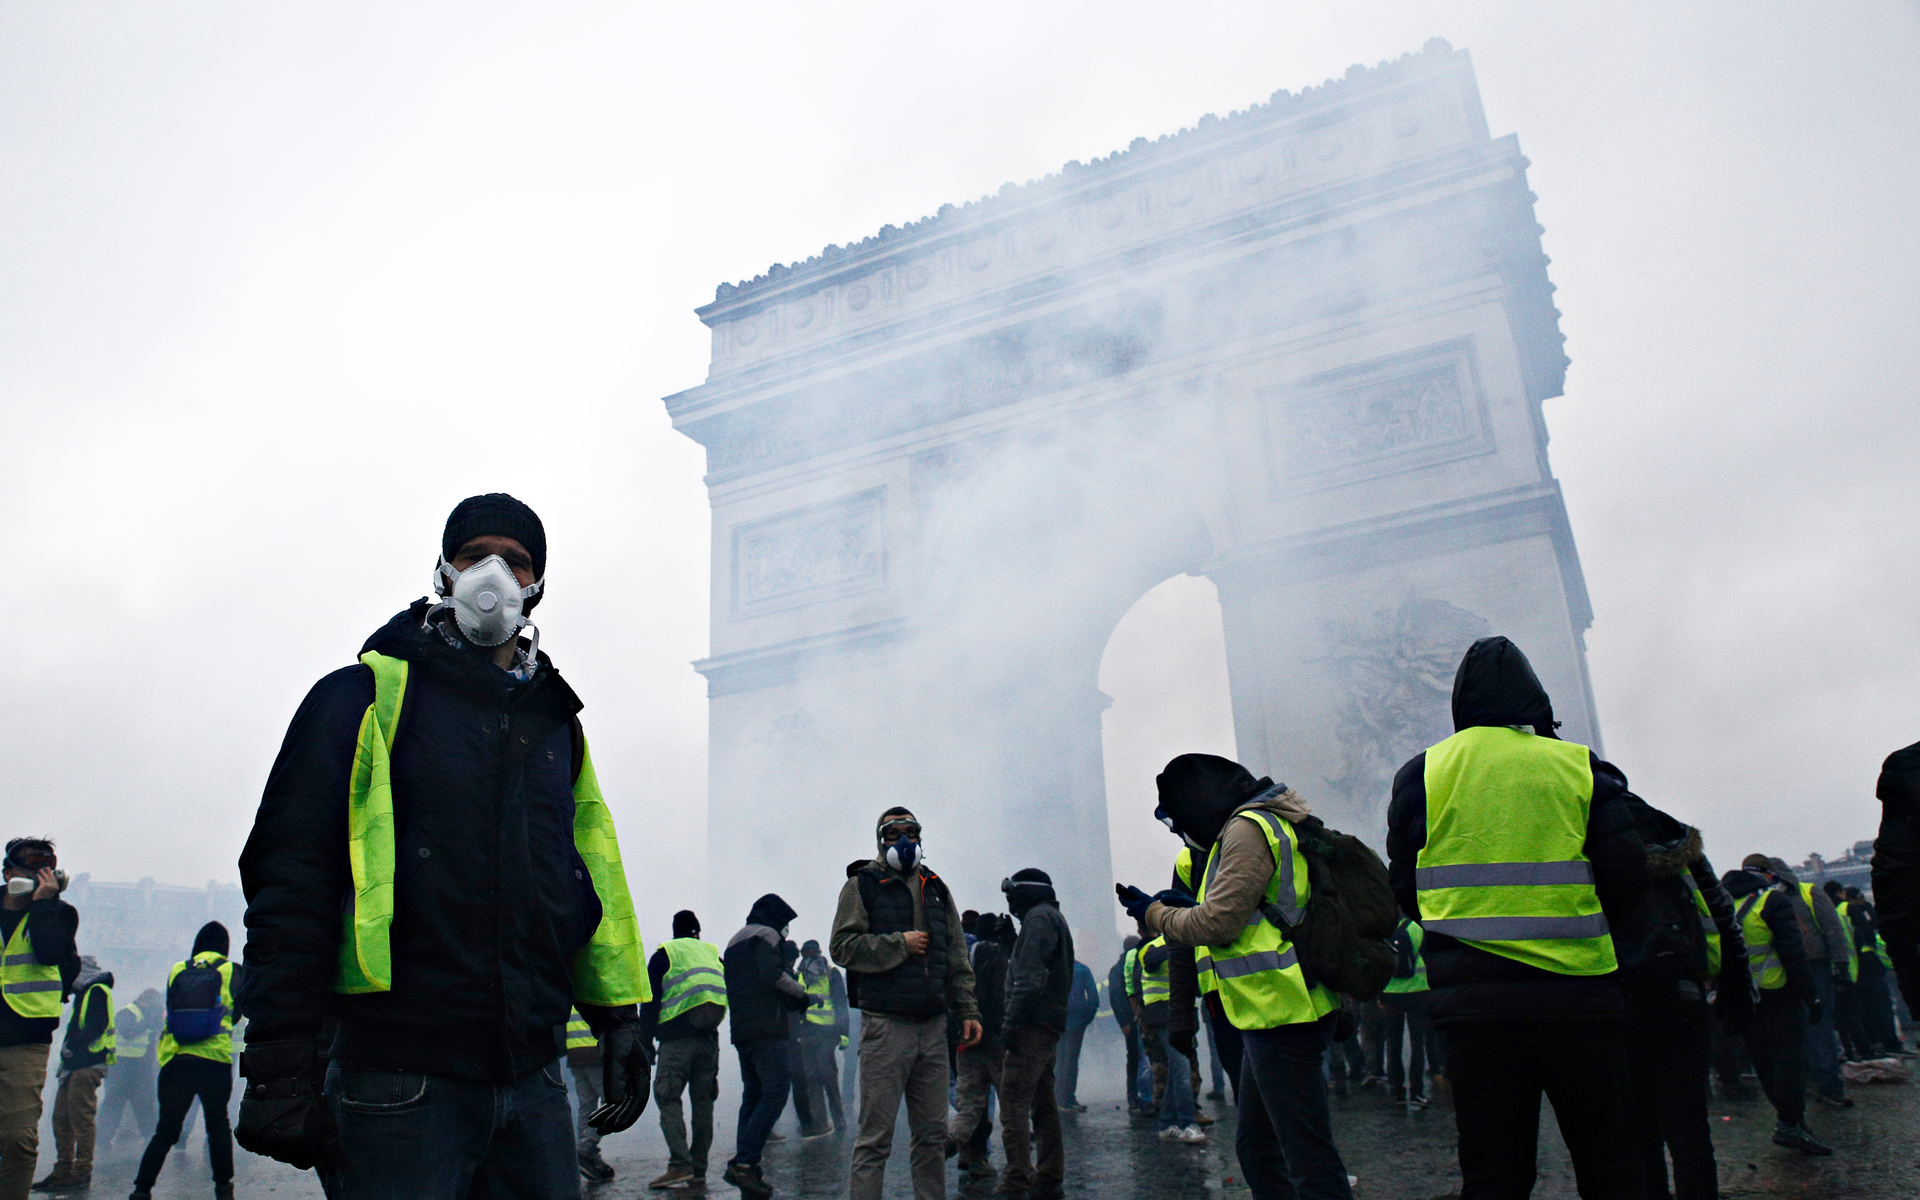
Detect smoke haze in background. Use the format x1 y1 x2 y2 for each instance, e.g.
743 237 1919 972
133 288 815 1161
2 3 1917 948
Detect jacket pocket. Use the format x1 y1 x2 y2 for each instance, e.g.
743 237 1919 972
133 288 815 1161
335 1065 430 1112
540 1060 568 1092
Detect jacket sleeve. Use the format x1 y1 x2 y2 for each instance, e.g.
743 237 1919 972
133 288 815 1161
1106 960 1132 1027
1001 914 1060 1030
1147 816 1273 947
1688 855 1749 972
831 970 849 1037
1385 753 1428 922
26 898 78 971
1586 757 1650 924
236 665 368 1042
829 876 909 975
73 986 110 1049
942 887 980 1024
1167 946 1198 1039
1810 887 1849 969
638 947 670 1042
1764 890 1818 1005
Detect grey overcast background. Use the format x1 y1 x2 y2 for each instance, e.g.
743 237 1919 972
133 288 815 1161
4 3 1917 938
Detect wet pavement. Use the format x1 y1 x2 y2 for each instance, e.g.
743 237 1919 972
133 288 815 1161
53 1060 1920 1198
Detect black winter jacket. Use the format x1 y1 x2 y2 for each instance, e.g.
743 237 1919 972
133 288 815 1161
1721 869 1817 1007
723 896 807 1045
970 940 1010 1041
1611 797 1746 994
1003 898 1074 1034
1873 740 1920 1018
238 604 631 1083
1385 637 1649 1026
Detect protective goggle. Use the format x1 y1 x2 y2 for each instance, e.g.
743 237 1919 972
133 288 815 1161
1154 805 1178 834
878 819 921 841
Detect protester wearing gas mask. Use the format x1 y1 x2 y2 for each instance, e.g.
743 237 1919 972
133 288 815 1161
1 838 80 1200
831 807 981 1200
235 493 653 1196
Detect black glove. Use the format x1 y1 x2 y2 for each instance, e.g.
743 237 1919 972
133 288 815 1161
1152 889 1197 909
1712 968 1754 1036
1116 884 1154 922
1833 964 1851 989
1805 996 1824 1028
1168 1028 1197 1062
587 1021 653 1134
236 1040 336 1172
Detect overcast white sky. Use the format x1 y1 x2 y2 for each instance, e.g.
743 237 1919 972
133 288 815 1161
4 3 1917 939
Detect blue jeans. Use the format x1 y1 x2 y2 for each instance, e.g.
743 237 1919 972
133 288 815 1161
1237 1017 1353 1200
1160 1044 1196 1130
324 1058 578 1200
1803 965 1846 1099
732 1036 791 1166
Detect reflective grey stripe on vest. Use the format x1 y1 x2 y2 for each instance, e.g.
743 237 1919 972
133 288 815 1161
2 954 40 967
665 966 723 990
1421 914 1610 940
1212 946 1299 980
2 980 61 994
1240 810 1303 927
671 984 728 1003
1415 861 1595 889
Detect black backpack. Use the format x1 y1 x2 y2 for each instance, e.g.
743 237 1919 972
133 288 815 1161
1266 816 1397 1000
1391 921 1421 980
165 957 227 1043
1613 874 1709 984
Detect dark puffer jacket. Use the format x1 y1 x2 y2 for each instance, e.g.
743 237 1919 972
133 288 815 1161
1385 637 1649 1026
723 894 807 1044
1873 741 1920 1016
1003 887 1074 1033
238 603 629 1083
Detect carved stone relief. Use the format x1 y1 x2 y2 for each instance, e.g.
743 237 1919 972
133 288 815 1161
733 489 886 613
1265 342 1492 490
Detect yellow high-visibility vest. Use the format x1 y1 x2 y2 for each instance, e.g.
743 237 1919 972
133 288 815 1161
0 918 61 1019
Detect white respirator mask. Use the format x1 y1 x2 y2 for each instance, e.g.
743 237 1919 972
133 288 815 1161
431 555 543 650
6 878 32 897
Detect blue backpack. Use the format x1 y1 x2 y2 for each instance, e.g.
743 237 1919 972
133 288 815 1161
165 958 227 1043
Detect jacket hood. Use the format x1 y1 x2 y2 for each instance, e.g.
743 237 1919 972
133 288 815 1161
728 924 782 952
746 893 797 931
1721 869 1768 899
1157 754 1275 848
192 921 229 958
1236 784 1314 827
1765 858 1803 888
800 953 831 983
73 957 111 994
1622 794 1700 880
1451 637 1556 733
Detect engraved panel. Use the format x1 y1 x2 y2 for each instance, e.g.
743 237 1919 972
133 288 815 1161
732 489 886 614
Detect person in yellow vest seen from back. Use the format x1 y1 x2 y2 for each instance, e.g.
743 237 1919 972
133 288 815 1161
640 910 727 1191
1386 637 1652 1199
0 839 80 1200
131 922 241 1200
234 495 653 1196
34 956 115 1192
95 990 162 1155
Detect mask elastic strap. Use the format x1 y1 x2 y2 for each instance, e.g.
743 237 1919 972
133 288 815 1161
434 554 546 601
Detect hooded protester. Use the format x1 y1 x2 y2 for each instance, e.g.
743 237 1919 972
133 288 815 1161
1872 741 1920 1023
830 807 980 1200
1107 937 1142 1118
1127 757 1352 1200
35 956 114 1192
722 893 808 1198
1384 637 1650 1199
995 870 1074 1198
794 939 848 1139
0 837 80 1200
96 988 163 1151
950 915 1010 1180
1762 856 1852 1108
234 494 654 1195
1723 859 1829 1154
1611 793 1751 1200
132 922 244 1200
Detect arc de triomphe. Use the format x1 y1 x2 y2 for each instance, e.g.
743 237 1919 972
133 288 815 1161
665 40 1597 957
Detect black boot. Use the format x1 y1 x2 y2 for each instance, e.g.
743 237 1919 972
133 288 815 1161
1771 1123 1834 1156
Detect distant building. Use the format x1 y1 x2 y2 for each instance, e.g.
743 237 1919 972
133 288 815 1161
64 874 245 998
1796 840 1876 899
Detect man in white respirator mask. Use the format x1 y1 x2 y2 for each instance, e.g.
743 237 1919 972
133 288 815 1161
234 494 653 1199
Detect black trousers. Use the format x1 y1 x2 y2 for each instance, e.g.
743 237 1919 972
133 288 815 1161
1120 1023 1141 1111
1440 1021 1641 1200
1622 990 1717 1200
1205 998 1244 1105
1379 993 1435 1097
1744 989 1807 1127
1236 1015 1352 1200
134 1055 233 1188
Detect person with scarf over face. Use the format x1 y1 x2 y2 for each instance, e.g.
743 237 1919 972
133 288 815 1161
997 870 1074 1199
721 894 807 1199
831 808 980 1200
1385 637 1650 1199
794 939 847 1137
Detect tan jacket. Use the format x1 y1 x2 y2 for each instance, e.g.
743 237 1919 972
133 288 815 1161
829 859 979 1023
1146 788 1311 948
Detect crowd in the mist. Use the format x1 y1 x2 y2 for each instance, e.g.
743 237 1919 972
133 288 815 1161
5 492 1920 1200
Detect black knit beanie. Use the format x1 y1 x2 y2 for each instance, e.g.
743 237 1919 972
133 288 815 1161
672 910 701 939
442 494 547 579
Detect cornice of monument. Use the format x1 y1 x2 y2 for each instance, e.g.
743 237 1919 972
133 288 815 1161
697 37 1471 321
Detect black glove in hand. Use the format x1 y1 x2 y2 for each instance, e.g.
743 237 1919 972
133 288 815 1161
587 1022 653 1135
1805 997 1824 1028
1168 1029 1197 1062
1712 966 1754 1036
235 1040 336 1172
1152 890 1197 909
1116 884 1154 922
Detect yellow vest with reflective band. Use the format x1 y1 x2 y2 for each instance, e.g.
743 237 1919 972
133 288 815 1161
116 1005 152 1061
159 953 235 1067
1837 901 1874 974
566 1009 596 1051
1197 806 1339 1031
334 652 650 1006
78 982 115 1061
1816 888 1858 982
660 938 727 1025
1416 726 1616 976
1383 918 1429 994
1130 937 1171 1007
804 968 835 1027
1683 875 1722 979
1 916 62 1019
1736 890 1785 991
1121 947 1141 999
1174 850 1218 996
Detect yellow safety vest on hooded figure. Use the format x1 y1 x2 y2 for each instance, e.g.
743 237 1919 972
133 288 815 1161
1683 875 1722 978
1736 889 1785 991
1130 937 1172 1007
1415 725 1616 976
333 651 649 1006
1174 849 1218 996
159 952 236 1067
0 918 62 1019
78 981 115 1061
116 1004 153 1061
660 938 727 1024
1197 803 1339 1030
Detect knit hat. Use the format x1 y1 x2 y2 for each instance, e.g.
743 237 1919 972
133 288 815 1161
1741 854 1774 873
442 494 547 581
192 921 229 957
672 910 700 939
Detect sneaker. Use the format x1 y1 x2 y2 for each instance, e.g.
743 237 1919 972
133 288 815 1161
800 1125 833 1141
32 1174 77 1193
1157 1125 1184 1142
649 1167 696 1190
1814 1092 1855 1110
721 1161 773 1199
213 1187 233 1200
762 1131 786 1143
1360 1074 1387 1092
1407 1092 1430 1109
1771 1123 1834 1156
1176 1124 1210 1145
578 1150 616 1184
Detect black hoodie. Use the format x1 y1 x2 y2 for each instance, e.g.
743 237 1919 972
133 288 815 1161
1385 637 1649 1025
724 894 808 1044
1003 882 1074 1033
238 603 631 1083
1872 740 1920 1018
